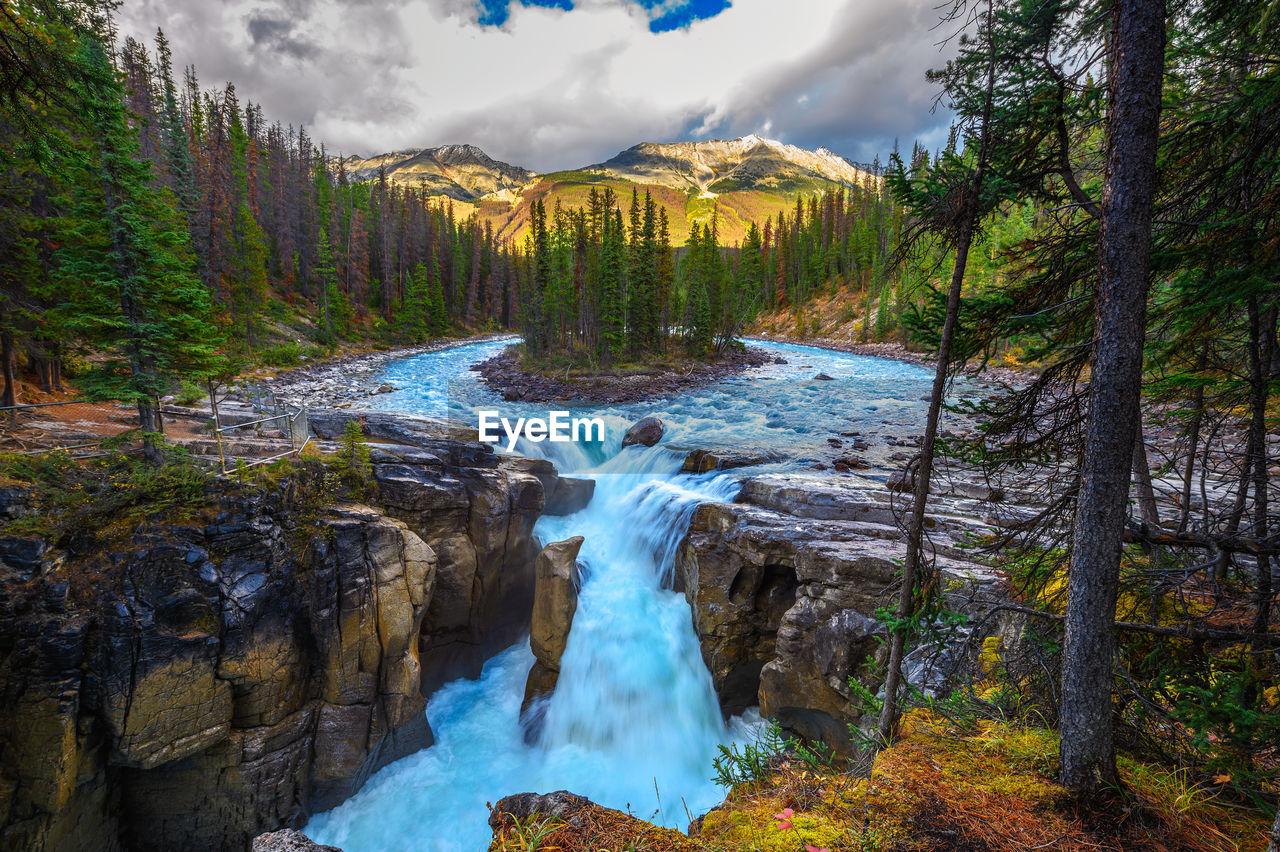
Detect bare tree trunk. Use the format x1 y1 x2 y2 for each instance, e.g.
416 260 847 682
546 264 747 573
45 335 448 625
1059 0 1166 795
1216 427 1257 584
876 0 997 746
1247 298 1273 646
1178 343 1209 533
0 327 16 409
1132 432 1161 529
1269 804 1280 852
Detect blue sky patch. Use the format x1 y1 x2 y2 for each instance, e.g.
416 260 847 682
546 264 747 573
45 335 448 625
475 0 731 32
477 0 572 27
641 0 732 33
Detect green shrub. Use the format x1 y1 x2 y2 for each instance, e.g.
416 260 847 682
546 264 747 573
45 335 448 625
0 444 211 546
174 380 206 406
258 341 303 368
712 720 833 787
329 420 373 498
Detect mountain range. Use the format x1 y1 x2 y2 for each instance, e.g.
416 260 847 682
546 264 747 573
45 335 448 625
339 136 879 244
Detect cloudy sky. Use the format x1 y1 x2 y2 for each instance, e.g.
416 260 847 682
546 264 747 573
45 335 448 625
115 0 956 172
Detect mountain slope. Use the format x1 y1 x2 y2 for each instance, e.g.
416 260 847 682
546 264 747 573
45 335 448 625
340 144 534 201
591 135 874 195
344 136 877 244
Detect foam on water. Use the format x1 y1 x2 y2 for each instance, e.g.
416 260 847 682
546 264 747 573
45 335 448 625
307 338 938 851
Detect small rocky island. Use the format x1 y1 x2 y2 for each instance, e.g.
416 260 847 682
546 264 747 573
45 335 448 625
471 344 776 403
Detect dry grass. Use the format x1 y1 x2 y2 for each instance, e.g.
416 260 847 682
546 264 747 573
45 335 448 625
488 799 703 852
487 712 1272 852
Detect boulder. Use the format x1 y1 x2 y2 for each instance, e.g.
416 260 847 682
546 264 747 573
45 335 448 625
621 416 664 448
545 477 595 516
831 454 869 472
489 790 590 830
679 447 784 473
521 537 584 729
253 829 343 852
488 790 699 851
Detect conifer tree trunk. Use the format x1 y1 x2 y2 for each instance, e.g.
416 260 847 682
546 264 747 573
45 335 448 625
0 327 16 409
1247 298 1274 647
1132 434 1161 529
876 0 996 746
1059 0 1166 794
1178 342 1209 533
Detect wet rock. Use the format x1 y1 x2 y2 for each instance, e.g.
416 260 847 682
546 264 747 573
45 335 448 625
499 454 591 516
831 454 869 472
253 829 343 852
621 416 664 448
0 536 52 577
545 477 595 516
814 373 835 381
887 470 914 493
676 503 803 715
489 790 590 830
522 537 584 731
680 447 784 473
373 383 396 394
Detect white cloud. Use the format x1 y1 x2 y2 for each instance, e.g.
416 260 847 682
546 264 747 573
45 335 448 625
115 0 955 171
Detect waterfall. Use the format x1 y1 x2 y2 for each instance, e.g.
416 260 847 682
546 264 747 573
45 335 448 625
306 337 938 851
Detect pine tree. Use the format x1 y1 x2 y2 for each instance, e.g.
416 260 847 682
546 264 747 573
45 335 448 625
52 36 225 459
599 207 627 361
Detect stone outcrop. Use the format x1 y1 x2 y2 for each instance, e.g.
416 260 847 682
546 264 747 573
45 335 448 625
489 790 590 828
0 436 548 852
252 829 342 852
621 416 664 448
501 456 595 517
679 447 785 473
521 537 584 735
676 472 1008 753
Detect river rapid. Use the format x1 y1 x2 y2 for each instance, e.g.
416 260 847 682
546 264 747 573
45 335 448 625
305 338 941 852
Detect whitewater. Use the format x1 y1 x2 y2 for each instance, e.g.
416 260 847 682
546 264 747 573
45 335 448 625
306 338 938 851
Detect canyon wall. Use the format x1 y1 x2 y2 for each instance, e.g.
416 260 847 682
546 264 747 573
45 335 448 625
0 436 554 852
677 471 1009 752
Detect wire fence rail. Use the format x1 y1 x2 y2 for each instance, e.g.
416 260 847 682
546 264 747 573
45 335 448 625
0 399 153 456
209 382 311 473
0 386 313 472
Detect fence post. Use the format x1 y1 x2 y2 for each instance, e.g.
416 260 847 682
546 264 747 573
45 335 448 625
209 379 228 474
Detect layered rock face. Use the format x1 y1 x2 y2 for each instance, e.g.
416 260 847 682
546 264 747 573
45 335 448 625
521 537 584 733
676 472 1007 753
0 437 549 852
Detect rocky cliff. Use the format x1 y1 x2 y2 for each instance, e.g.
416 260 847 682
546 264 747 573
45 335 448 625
337 144 533 200
520 536 583 738
0 434 557 851
676 471 1009 753
592 135 875 195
